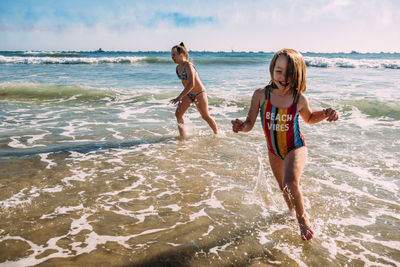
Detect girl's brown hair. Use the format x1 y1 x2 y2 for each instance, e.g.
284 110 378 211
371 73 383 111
269 48 307 95
172 42 189 60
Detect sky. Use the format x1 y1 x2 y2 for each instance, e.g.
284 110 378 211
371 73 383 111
0 0 399 52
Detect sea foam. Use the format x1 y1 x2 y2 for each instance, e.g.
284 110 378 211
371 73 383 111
305 56 400 69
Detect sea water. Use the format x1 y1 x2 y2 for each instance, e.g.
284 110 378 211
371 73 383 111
0 50 399 266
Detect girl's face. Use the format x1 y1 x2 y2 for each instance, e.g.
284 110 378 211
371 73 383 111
171 48 185 64
273 55 292 90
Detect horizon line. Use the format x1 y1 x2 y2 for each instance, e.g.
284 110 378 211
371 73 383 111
1 49 400 54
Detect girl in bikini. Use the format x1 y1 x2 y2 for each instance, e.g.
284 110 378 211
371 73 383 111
232 49 338 240
171 42 218 138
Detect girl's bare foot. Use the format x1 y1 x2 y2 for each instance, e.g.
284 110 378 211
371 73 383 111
297 214 314 240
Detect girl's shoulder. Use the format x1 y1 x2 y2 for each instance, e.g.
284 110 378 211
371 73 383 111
185 61 197 72
297 92 308 101
297 92 310 109
252 86 268 104
255 85 268 94
186 61 195 67
254 86 267 97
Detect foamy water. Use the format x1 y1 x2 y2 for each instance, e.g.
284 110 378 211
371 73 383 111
0 51 399 266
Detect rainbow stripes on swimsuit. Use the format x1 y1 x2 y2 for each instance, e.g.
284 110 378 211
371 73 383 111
260 86 306 159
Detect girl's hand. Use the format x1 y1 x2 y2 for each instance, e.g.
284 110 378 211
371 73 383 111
324 108 339 122
231 119 244 133
170 97 181 105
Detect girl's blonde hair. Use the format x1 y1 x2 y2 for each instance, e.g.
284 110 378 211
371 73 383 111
269 48 307 95
172 42 189 60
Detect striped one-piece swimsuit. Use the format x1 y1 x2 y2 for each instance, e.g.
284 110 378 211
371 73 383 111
260 86 306 159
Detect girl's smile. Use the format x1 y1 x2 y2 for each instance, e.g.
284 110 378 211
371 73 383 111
278 81 290 87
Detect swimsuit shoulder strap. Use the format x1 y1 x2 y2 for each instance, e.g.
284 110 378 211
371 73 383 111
181 62 189 74
265 85 270 100
292 89 300 104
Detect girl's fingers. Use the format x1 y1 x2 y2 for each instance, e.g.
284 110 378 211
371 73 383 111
231 119 243 133
327 110 338 122
231 119 241 125
325 108 339 122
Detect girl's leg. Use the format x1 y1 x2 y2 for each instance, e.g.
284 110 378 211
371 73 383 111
268 151 294 211
175 96 192 138
194 92 218 134
283 146 314 240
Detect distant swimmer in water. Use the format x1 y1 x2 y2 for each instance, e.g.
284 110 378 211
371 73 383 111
170 42 218 138
232 48 338 240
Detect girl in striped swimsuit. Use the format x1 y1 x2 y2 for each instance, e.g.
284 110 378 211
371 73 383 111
232 49 338 241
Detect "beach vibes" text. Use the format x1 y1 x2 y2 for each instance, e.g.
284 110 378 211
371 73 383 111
265 112 293 131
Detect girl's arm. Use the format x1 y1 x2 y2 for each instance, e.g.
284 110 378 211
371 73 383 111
171 63 195 104
232 88 263 132
298 94 339 124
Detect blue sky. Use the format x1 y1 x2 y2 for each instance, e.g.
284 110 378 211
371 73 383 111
0 0 399 52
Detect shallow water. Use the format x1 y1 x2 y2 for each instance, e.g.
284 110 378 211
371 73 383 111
0 51 399 266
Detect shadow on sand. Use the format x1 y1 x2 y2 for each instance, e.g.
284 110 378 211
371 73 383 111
126 212 298 267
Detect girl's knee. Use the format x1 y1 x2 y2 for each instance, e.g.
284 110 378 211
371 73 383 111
176 116 184 125
175 111 183 120
201 113 212 121
283 181 299 194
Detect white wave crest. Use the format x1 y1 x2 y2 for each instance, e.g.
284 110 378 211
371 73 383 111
0 55 148 64
304 57 400 69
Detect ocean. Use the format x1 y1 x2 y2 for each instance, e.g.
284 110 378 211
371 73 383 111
0 50 399 266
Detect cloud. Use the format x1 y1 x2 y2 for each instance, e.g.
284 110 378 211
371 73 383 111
154 12 215 28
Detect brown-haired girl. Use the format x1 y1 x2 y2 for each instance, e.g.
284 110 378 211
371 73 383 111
232 48 338 240
170 42 218 138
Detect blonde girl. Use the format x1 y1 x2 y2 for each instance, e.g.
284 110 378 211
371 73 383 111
171 42 218 138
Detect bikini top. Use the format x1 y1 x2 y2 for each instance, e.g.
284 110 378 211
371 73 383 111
176 66 188 80
176 62 196 80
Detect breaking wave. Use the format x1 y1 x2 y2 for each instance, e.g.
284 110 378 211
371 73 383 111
305 57 400 69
